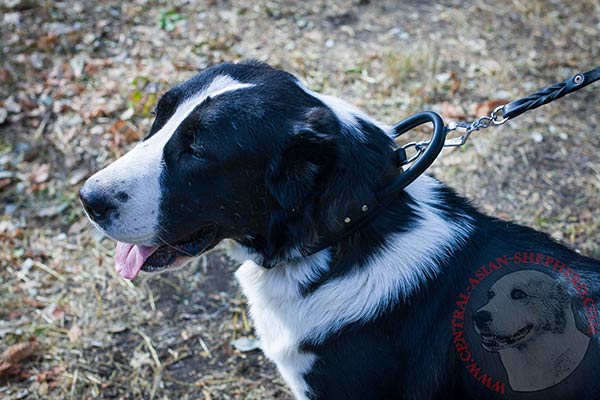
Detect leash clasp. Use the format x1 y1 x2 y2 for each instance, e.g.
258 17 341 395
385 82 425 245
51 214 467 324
442 105 509 149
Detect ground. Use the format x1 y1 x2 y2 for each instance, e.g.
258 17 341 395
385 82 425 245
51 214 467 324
0 0 598 399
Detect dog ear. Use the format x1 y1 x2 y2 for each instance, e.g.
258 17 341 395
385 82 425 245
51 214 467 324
266 128 337 210
266 108 339 211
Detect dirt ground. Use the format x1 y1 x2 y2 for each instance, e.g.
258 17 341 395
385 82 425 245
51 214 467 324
0 0 599 399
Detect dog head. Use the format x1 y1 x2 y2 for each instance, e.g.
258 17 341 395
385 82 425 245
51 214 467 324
473 270 570 351
79 61 397 278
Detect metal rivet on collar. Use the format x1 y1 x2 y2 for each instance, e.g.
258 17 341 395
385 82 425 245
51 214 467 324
361 204 369 212
344 217 351 224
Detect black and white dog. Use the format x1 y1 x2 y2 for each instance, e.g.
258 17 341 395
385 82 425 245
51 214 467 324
80 61 600 399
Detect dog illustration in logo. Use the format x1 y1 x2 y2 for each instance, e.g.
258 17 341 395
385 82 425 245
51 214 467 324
473 270 590 392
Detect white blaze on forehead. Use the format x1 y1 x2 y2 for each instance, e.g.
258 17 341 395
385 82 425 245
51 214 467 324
148 75 256 150
88 75 254 244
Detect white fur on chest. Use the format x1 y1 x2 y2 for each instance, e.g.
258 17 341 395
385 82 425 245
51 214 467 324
235 260 322 399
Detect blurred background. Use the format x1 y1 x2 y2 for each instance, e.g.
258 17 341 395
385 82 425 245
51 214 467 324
0 0 598 399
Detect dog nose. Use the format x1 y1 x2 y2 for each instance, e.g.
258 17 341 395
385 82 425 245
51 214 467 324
79 184 116 223
474 310 493 328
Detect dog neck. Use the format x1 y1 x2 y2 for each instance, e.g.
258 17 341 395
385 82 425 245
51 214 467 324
230 174 474 399
230 174 474 342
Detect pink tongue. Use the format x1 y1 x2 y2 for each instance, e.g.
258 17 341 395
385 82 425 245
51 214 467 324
115 242 159 279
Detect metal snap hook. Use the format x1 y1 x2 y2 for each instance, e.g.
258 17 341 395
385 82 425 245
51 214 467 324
491 105 509 125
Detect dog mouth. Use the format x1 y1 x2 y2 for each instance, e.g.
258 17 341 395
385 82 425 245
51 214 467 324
114 226 218 279
478 324 533 351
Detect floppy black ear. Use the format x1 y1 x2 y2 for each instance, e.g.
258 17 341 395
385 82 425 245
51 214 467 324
266 123 338 211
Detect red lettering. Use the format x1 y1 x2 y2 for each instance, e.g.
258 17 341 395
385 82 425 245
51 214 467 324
469 277 482 288
466 361 480 377
459 350 471 362
495 255 509 267
491 381 506 394
487 261 499 272
543 256 555 267
475 267 488 280
453 309 465 321
478 374 493 388
553 260 566 273
513 252 522 263
535 253 544 265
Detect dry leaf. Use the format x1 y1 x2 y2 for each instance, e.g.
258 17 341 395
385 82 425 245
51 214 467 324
120 108 134 120
130 350 152 369
36 365 65 383
69 168 89 186
37 203 68 218
109 119 126 135
474 99 507 117
0 361 19 377
441 102 469 119
0 178 11 190
124 128 141 143
107 323 128 334
30 164 50 183
68 217 89 234
68 324 83 343
23 298 45 309
231 337 260 352
0 339 39 377
1 340 38 364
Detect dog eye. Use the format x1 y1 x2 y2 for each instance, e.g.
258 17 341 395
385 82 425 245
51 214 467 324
487 290 495 300
511 289 527 300
184 146 207 162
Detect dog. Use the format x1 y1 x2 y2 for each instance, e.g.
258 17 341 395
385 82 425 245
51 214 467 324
474 270 590 392
79 61 600 399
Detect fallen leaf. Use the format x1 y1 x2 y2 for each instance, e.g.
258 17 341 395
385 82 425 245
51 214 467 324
109 119 126 135
23 298 45 308
0 338 39 377
231 337 260 352
69 54 85 79
107 323 128 334
30 164 50 183
68 324 82 343
42 304 66 321
441 102 469 119
130 350 152 369
120 108 134 120
0 178 11 190
0 361 19 377
35 365 65 383
1 340 38 364
4 96 21 114
69 168 88 186
68 217 89 235
37 203 68 218
474 99 507 117
124 128 141 143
